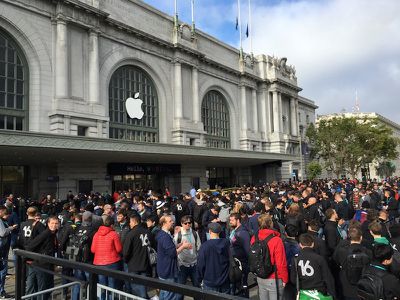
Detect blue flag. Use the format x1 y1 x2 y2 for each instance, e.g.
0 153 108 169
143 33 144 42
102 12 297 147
236 17 239 30
246 23 249 37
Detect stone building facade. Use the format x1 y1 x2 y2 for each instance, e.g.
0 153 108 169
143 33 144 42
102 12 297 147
0 0 317 198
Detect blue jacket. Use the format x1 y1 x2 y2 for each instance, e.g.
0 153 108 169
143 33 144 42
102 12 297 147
230 225 250 263
156 230 178 279
248 213 260 236
197 238 230 287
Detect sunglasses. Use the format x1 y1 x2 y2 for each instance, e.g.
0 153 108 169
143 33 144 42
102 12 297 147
183 222 192 225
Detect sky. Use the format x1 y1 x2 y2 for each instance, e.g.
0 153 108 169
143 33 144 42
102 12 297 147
142 0 400 123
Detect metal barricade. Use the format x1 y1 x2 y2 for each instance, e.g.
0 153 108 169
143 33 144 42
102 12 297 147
21 281 82 300
96 284 146 300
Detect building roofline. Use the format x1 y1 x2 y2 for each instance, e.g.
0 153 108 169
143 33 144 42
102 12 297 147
317 112 400 130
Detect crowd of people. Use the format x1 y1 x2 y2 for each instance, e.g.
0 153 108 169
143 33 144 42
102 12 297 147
1 178 400 299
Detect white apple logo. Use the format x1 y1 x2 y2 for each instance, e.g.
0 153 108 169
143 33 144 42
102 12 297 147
126 92 144 119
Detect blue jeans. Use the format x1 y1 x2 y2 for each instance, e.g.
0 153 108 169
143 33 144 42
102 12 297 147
26 265 54 300
130 271 148 299
176 265 199 300
98 261 122 300
159 277 177 300
72 269 89 300
0 258 7 294
203 280 230 294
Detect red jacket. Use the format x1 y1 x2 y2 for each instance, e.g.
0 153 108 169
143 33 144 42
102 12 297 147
250 229 288 283
91 226 122 265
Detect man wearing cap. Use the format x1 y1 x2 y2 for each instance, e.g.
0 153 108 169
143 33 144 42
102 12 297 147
197 222 230 293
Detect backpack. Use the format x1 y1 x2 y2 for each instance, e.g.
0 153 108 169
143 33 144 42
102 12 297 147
177 230 198 250
229 253 243 283
147 246 157 266
357 266 385 300
218 205 231 223
317 205 326 225
65 228 89 262
344 248 370 285
249 233 275 279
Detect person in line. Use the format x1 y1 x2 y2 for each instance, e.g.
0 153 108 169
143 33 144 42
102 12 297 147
91 215 123 298
333 226 371 300
359 243 400 299
123 213 152 299
251 214 288 300
26 216 59 300
197 222 230 293
290 233 336 299
228 213 250 297
156 215 191 300
173 215 201 298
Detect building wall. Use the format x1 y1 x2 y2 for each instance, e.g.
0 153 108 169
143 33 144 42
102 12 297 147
0 0 318 192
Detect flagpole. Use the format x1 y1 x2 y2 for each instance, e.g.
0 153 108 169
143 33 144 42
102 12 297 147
248 0 253 55
191 0 195 34
238 0 243 59
174 0 178 29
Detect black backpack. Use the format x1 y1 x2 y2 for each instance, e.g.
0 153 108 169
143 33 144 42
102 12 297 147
65 228 90 262
249 233 275 278
229 254 243 283
357 266 385 300
344 248 370 285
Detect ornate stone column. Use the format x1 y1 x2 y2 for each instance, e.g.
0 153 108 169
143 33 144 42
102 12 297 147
259 86 268 137
240 84 248 133
88 30 99 103
278 92 283 133
252 88 258 132
192 66 200 123
174 61 183 119
55 17 68 99
272 91 280 133
290 97 298 136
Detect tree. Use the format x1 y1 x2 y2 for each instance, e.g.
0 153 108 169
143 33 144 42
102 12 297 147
306 161 322 180
306 116 399 179
376 161 396 178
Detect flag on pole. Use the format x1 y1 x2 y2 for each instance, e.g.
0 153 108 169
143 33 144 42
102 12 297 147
246 23 249 37
236 16 239 30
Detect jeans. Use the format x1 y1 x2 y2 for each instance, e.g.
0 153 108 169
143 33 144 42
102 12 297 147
72 269 89 300
97 261 122 300
26 265 54 300
176 265 199 300
123 263 131 294
203 280 230 294
0 258 7 294
257 277 284 300
159 277 177 300
130 271 148 299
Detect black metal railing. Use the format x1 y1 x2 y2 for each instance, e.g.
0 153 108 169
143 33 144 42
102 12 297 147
15 249 244 300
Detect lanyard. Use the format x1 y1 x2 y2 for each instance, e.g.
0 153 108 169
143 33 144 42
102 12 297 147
370 264 386 271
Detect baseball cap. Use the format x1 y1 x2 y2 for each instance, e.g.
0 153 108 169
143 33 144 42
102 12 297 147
156 200 165 210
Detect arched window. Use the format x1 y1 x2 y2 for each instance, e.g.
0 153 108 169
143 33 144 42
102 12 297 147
109 65 158 142
201 90 230 149
0 30 28 131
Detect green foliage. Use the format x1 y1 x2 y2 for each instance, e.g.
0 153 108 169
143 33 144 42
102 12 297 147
375 161 396 178
306 116 399 179
306 161 322 180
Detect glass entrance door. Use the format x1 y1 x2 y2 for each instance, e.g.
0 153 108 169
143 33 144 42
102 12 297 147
112 174 164 192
